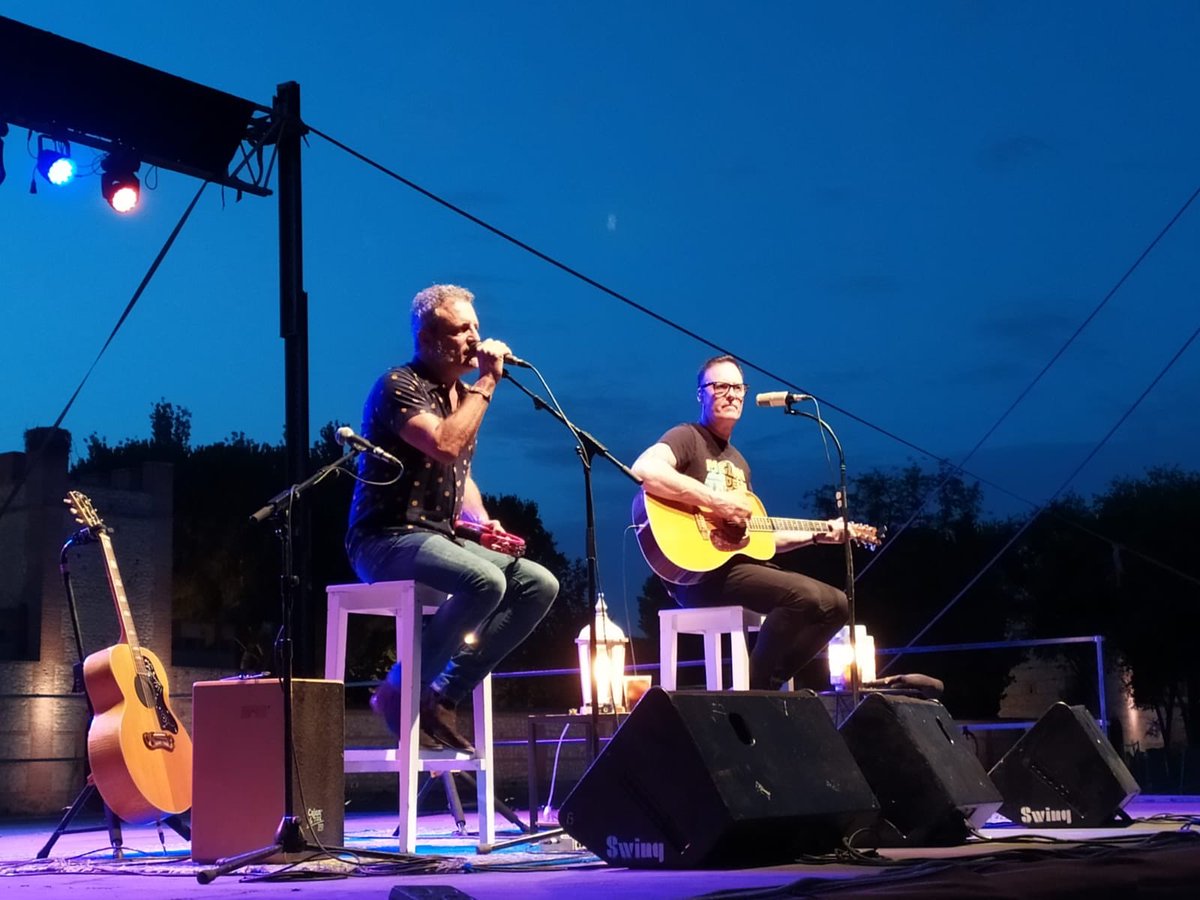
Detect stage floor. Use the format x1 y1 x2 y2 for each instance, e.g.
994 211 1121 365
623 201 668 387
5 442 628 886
2 797 1198 899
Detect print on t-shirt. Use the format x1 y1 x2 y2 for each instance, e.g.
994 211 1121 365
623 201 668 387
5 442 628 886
705 458 747 494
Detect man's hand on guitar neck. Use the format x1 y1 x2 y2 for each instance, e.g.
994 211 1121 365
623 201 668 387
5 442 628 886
815 517 849 545
776 517 848 552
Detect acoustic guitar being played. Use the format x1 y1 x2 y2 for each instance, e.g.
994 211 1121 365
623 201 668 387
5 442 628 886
66 491 192 824
632 488 881 585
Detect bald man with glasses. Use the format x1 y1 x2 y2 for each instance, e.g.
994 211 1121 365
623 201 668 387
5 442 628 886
631 354 849 691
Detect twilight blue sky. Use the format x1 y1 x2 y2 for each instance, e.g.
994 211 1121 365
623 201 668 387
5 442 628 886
3 3 1198 622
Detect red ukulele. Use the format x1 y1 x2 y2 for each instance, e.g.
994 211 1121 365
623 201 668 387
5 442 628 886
454 519 527 557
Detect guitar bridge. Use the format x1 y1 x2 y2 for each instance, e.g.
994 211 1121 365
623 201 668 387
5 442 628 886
142 732 176 752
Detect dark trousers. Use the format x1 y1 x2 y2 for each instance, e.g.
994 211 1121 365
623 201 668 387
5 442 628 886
671 558 848 690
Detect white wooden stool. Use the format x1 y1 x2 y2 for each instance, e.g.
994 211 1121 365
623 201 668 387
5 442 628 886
325 581 494 852
659 604 789 691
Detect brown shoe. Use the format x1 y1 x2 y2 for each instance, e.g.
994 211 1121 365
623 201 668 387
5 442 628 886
420 687 475 754
371 681 446 750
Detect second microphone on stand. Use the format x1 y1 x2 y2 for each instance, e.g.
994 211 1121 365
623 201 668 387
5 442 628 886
335 427 404 468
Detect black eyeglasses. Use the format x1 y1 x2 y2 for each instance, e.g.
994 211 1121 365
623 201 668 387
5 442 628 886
701 381 749 397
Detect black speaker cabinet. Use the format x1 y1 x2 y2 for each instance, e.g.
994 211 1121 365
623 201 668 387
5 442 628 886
558 688 879 868
989 702 1140 828
839 692 1002 845
191 678 345 862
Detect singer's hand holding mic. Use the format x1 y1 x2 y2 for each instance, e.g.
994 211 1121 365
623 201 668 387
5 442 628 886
472 338 533 375
335 426 404 469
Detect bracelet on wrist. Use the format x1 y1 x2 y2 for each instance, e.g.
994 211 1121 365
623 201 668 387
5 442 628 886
467 386 492 403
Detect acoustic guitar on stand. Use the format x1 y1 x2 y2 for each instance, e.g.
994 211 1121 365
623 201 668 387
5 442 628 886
632 489 881 585
66 491 192 824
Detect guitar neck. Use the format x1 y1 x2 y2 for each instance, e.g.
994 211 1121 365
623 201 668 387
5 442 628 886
98 533 141 651
748 516 833 534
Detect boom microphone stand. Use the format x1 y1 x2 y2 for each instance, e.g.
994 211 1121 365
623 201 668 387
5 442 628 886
197 449 406 882
773 397 862 705
474 369 641 855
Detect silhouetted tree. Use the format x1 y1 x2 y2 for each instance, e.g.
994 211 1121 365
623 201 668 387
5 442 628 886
75 407 357 672
1096 468 1200 750
150 399 191 453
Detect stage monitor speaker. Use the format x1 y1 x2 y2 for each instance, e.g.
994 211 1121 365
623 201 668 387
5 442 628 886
839 692 1002 845
191 677 344 863
558 687 879 868
988 702 1140 828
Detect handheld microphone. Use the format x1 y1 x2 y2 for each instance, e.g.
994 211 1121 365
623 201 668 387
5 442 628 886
755 391 813 408
469 341 532 368
335 426 404 468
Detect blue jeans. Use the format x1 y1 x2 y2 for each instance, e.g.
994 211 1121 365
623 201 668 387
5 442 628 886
348 529 559 704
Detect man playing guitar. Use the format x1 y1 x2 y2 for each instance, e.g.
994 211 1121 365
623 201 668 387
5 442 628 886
630 355 849 691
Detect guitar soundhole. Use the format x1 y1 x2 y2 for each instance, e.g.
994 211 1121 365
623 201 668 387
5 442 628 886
710 524 749 552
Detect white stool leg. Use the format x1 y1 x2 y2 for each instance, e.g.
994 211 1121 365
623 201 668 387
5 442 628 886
659 612 679 691
704 631 723 690
473 675 495 844
729 629 751 690
396 582 420 854
324 589 350 681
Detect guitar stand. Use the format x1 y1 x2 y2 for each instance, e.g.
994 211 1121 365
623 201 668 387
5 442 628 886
41 533 194 860
38 778 123 859
38 776 194 860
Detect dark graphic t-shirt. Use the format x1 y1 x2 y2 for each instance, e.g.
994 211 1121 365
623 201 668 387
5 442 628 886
657 422 752 495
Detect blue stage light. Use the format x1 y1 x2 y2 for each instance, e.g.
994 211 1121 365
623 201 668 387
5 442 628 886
35 137 77 186
38 150 77 185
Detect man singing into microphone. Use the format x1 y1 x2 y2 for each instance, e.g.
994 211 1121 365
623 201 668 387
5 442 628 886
345 284 558 751
631 354 848 691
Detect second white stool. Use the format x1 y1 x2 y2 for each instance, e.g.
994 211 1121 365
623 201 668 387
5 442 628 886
659 604 778 691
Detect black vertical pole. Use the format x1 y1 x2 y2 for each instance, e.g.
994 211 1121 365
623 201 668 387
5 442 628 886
275 81 313 676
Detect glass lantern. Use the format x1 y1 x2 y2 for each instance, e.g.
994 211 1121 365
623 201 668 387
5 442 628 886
575 594 628 713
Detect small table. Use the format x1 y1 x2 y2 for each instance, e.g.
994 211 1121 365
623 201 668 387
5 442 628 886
526 712 628 832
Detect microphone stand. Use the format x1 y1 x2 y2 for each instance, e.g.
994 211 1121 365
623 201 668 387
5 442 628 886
777 400 861 707
476 370 641 855
198 449 407 882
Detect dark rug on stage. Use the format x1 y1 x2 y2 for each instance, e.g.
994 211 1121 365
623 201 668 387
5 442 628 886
701 831 1200 898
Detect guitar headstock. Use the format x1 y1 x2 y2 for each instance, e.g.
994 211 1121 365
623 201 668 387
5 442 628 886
65 490 109 537
849 522 884 551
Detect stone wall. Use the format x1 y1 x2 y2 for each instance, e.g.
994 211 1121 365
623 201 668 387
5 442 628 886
0 429 178 816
